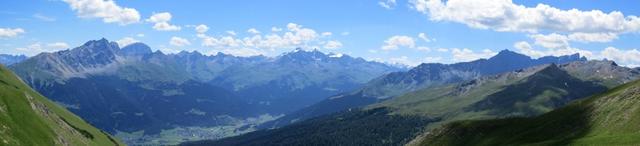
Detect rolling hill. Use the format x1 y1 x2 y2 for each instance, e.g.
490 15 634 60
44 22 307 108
419 77 640 146
0 64 123 146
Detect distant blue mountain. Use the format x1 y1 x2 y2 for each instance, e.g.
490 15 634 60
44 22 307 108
0 54 27 65
8 38 401 145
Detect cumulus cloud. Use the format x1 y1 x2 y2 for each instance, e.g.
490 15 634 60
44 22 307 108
323 40 342 49
418 33 431 42
436 48 449 52
226 31 237 36
0 28 25 38
271 27 283 32
567 32 618 43
196 23 333 56
423 56 442 63
63 0 140 25
416 46 431 51
388 56 419 67
321 32 332 36
15 42 70 56
47 42 69 49
195 24 209 34
247 28 260 34
600 47 640 67
529 33 569 49
170 36 191 47
379 0 397 9
410 0 640 34
381 35 415 50
528 32 619 49
512 41 593 59
116 37 139 47
385 56 442 67
451 48 497 62
515 41 640 67
146 12 180 31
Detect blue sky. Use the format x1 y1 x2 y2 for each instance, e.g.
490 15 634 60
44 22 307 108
2 0 640 67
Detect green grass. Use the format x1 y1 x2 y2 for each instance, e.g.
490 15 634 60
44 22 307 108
418 79 640 146
0 64 123 146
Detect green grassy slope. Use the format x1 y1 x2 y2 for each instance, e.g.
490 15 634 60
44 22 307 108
370 64 609 130
0 65 123 146
419 79 640 146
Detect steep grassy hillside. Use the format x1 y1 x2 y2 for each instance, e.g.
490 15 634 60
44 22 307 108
0 65 122 146
371 63 612 129
419 79 640 146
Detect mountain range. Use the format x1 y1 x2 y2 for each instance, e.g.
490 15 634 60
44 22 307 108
0 54 27 65
7 38 640 146
0 64 123 145
8 38 401 145
193 60 639 145
262 50 589 128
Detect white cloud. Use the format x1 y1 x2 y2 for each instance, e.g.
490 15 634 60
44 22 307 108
33 13 56 21
226 31 237 36
47 42 69 49
170 36 191 47
514 41 544 58
416 46 431 51
515 42 640 67
567 32 618 43
0 28 25 38
418 33 431 42
436 48 449 52
196 23 330 56
379 0 397 9
381 35 415 50
195 24 209 34
600 47 640 67
321 32 332 36
512 41 593 59
529 32 619 48
146 12 180 31
529 33 569 49
387 56 442 67
451 48 497 62
116 37 139 47
63 0 140 25
15 42 70 56
324 40 342 49
423 56 442 63
410 0 640 35
247 28 261 34
388 56 421 67
271 27 282 32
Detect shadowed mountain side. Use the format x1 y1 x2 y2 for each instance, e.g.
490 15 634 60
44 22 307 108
183 108 438 146
419 79 640 146
33 76 254 134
